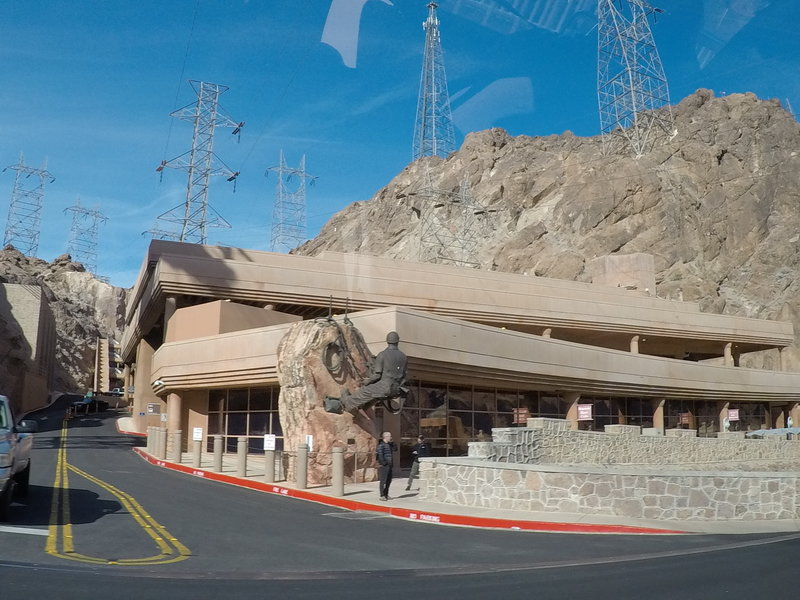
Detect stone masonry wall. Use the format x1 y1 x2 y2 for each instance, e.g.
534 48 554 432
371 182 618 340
467 418 800 471
417 459 800 522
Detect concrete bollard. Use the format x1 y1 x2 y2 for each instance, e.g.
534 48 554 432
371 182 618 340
192 438 202 468
213 435 223 472
295 443 309 490
171 430 183 463
237 436 248 477
158 427 168 460
332 447 344 497
146 426 153 454
264 449 275 483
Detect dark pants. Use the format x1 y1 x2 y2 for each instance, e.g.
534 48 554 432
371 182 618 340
378 464 393 498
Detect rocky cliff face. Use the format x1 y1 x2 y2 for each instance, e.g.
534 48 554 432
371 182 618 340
0 247 128 393
298 90 800 369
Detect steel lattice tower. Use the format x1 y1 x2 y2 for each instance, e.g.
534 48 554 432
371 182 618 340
417 173 489 268
153 80 244 244
2 154 54 257
267 151 316 253
65 199 107 275
413 2 456 162
597 0 674 156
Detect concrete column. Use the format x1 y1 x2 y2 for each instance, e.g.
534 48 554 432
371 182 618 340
213 435 223 472
264 449 276 483
171 430 182 463
236 437 248 477
296 443 309 489
123 364 131 404
541 328 552 338
158 427 168 460
192 438 202 468
630 335 640 354
719 402 730 433
164 295 177 342
779 348 786 372
146 426 153 454
789 402 800 429
652 398 666 432
723 343 734 366
132 338 156 433
564 391 581 431
167 392 182 433
332 447 344 497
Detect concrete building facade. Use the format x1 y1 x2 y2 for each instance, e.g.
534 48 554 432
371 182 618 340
121 241 800 466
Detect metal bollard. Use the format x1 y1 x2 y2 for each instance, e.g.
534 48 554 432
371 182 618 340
295 444 309 489
171 430 183 463
192 438 202 468
236 436 248 477
332 447 344 497
213 435 223 472
158 427 168 460
264 449 275 483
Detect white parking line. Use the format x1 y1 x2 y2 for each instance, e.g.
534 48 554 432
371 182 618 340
0 525 49 537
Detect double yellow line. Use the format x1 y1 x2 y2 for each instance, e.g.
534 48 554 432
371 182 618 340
46 420 191 566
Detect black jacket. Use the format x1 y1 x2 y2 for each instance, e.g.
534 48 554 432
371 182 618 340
377 440 394 467
411 441 431 462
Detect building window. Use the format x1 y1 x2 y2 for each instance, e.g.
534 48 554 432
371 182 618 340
207 386 282 452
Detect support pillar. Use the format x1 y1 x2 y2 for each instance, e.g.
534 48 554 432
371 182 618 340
123 364 131 405
652 398 666 432
723 343 734 366
630 335 640 354
171 430 183 463
719 401 730 433
164 295 177 342
541 328 552 338
789 402 800 429
564 391 581 431
166 392 182 458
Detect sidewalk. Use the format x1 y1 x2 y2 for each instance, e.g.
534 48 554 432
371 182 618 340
116 417 800 536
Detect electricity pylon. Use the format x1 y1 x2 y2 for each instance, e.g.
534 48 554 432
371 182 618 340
597 0 674 157
417 173 489 268
2 154 54 257
413 2 456 162
152 80 244 244
267 151 316 253
65 199 107 275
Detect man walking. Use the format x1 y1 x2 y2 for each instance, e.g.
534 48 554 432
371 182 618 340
405 434 430 491
377 431 395 500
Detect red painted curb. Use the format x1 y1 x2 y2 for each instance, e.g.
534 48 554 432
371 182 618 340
132 447 687 535
116 421 147 437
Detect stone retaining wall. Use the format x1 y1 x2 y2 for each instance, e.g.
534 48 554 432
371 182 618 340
418 459 800 522
467 418 800 470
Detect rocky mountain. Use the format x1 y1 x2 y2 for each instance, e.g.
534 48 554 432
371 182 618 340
0 247 127 393
298 90 800 370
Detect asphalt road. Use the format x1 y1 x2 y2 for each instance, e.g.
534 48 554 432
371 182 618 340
1 400 798 599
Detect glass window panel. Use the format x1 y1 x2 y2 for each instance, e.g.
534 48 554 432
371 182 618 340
498 391 521 413
403 380 420 408
250 388 269 411
449 411 472 454
208 412 224 435
473 389 496 412
400 409 419 438
228 389 248 412
539 394 562 417
447 386 472 411
270 413 283 437
227 413 247 436
495 413 514 428
249 412 268 436
419 384 446 410
209 390 226 412
473 412 494 440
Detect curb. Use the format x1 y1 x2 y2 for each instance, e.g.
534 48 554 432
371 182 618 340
131 447 687 536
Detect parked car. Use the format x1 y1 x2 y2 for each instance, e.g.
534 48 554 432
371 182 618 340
109 388 124 397
1 394 38 521
71 395 110 414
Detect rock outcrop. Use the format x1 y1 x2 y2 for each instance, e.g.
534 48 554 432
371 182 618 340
0 247 128 393
298 90 800 369
276 319 381 485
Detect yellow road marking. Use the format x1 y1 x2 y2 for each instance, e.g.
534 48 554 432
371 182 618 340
46 420 191 566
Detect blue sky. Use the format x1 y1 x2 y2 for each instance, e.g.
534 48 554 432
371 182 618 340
1 0 797 287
